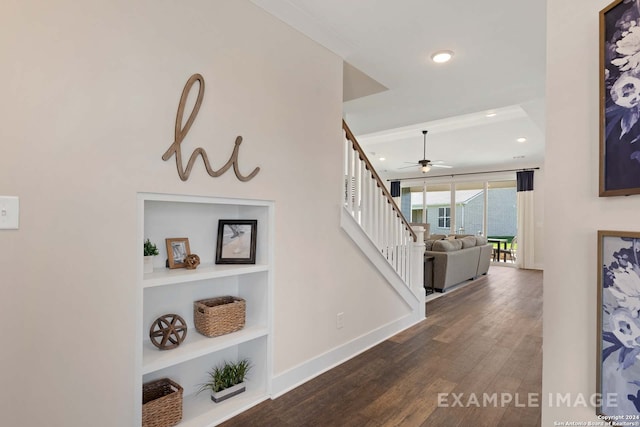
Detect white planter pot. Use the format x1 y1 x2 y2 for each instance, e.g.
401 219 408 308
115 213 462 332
143 256 154 274
211 382 246 403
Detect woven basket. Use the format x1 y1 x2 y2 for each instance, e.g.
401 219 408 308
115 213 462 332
142 378 183 427
194 296 246 337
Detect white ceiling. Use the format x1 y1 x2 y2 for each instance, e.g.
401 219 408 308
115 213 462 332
250 0 547 179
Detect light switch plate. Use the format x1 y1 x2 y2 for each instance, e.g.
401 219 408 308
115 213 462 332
0 196 19 229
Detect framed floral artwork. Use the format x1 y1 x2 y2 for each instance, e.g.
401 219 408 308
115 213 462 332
600 0 640 196
215 220 257 264
597 230 640 417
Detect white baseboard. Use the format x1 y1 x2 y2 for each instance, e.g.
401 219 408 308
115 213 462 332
268 208 426 398
271 311 422 398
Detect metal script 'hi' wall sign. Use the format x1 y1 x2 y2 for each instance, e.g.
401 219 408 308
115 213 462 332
162 73 260 182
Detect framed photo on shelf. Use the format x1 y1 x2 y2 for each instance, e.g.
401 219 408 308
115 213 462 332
215 220 257 264
600 0 640 196
166 237 190 269
597 230 640 418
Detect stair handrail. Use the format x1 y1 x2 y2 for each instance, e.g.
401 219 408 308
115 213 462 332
342 120 417 242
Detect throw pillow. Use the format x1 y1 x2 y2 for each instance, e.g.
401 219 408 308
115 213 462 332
475 236 488 246
432 239 463 252
460 236 477 249
431 240 453 252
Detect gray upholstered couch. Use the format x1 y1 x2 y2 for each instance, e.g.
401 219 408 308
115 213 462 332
424 235 492 292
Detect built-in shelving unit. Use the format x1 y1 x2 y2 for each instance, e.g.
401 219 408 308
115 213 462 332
135 193 273 427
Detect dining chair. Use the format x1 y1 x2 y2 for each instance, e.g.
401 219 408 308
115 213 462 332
505 236 517 262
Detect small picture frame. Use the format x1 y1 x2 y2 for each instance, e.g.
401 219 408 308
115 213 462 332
166 238 190 269
597 230 640 418
215 220 257 264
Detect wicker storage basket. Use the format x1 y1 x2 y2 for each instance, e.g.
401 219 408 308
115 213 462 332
194 296 246 337
142 378 183 427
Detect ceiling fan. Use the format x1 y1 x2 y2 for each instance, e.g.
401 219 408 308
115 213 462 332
399 130 452 173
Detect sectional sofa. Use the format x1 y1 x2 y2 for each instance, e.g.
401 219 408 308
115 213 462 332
424 234 493 292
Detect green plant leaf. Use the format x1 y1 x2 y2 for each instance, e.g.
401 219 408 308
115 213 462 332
196 359 252 394
143 238 159 256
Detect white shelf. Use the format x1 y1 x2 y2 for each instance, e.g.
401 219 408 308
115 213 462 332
142 325 268 375
143 263 269 289
137 193 273 426
179 387 268 427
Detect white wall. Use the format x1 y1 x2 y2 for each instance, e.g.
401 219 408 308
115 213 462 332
0 1 411 425
544 0 638 423
533 168 545 270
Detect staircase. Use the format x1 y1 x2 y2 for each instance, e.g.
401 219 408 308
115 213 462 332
341 121 425 318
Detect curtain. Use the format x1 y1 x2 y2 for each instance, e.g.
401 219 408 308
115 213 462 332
390 180 401 197
516 170 535 269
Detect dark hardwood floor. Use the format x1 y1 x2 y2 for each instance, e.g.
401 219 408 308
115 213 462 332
221 266 542 427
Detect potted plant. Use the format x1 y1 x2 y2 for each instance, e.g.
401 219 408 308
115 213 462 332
143 239 159 274
197 359 251 403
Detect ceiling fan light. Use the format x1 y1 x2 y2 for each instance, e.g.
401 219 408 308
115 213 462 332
421 164 431 173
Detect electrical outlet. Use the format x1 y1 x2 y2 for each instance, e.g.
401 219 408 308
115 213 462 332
336 312 344 329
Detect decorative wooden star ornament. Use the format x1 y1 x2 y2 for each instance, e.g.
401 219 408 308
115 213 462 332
185 253 201 270
149 314 187 350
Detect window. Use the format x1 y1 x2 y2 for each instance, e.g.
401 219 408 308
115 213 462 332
411 209 424 223
438 207 450 228
399 178 515 241
454 182 485 236
486 180 516 239
425 183 451 234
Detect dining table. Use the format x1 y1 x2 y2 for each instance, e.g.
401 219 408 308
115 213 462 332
488 238 509 262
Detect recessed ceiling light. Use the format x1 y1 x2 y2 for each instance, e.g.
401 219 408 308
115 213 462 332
485 112 497 118
431 50 454 63
516 137 527 143
379 157 386 161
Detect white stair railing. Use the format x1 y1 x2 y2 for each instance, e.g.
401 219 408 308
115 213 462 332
343 121 422 291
